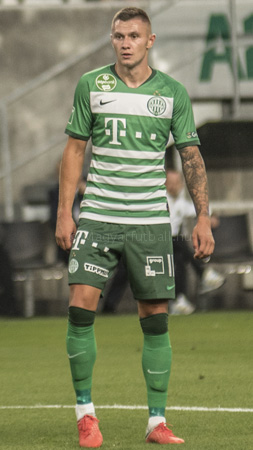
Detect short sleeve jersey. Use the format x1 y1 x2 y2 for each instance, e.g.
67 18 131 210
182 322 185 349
65 64 200 225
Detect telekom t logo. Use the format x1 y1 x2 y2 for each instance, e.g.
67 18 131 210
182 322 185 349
105 118 126 145
72 230 89 250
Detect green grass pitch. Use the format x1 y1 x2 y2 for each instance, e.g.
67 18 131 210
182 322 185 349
0 311 252 449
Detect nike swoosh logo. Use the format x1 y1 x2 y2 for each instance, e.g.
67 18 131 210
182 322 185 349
147 369 169 375
166 285 175 291
100 100 116 106
68 351 86 359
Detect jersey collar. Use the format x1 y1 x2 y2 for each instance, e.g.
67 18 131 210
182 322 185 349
110 64 156 87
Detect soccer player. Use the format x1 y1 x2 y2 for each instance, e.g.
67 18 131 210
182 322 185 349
56 7 214 447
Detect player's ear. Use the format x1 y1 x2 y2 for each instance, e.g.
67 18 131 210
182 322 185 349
110 33 116 49
147 33 156 50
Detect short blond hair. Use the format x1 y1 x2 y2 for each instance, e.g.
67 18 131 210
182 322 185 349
111 7 151 32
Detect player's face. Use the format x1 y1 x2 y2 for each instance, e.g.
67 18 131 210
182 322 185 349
111 18 155 70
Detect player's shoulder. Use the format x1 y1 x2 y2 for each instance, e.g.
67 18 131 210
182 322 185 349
155 69 188 96
77 64 115 88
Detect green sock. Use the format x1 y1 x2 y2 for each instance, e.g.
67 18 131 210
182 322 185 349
140 314 172 417
66 307 96 405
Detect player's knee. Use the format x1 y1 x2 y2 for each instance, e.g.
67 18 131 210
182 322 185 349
140 313 168 335
68 306 96 327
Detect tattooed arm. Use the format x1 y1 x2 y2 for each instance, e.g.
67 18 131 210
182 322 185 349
179 146 215 259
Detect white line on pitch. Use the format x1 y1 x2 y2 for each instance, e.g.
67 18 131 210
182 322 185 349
0 405 252 413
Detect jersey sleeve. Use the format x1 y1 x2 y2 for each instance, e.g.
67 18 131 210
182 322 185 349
65 75 92 141
170 83 200 149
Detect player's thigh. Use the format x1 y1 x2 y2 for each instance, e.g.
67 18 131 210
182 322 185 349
68 219 123 292
69 284 102 310
124 223 175 301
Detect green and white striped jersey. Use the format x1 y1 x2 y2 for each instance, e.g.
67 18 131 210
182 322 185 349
65 64 200 225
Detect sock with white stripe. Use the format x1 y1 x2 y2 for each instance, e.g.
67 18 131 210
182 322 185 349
66 307 97 419
140 314 172 419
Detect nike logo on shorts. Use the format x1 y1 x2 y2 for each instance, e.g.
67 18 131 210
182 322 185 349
166 285 175 291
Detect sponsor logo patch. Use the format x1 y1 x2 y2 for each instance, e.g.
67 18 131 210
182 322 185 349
145 256 164 277
72 230 89 251
84 263 109 278
96 74 117 91
187 131 198 139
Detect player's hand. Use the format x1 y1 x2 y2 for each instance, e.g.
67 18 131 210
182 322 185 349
192 215 215 260
55 211 76 252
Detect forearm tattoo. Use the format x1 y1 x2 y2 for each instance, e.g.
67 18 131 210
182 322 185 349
179 146 209 217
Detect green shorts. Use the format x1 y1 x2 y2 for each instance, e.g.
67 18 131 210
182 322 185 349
68 219 175 300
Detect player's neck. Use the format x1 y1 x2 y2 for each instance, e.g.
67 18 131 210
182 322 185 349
114 63 152 88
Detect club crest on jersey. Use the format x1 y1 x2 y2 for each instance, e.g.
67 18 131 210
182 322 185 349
147 97 166 116
96 74 117 91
